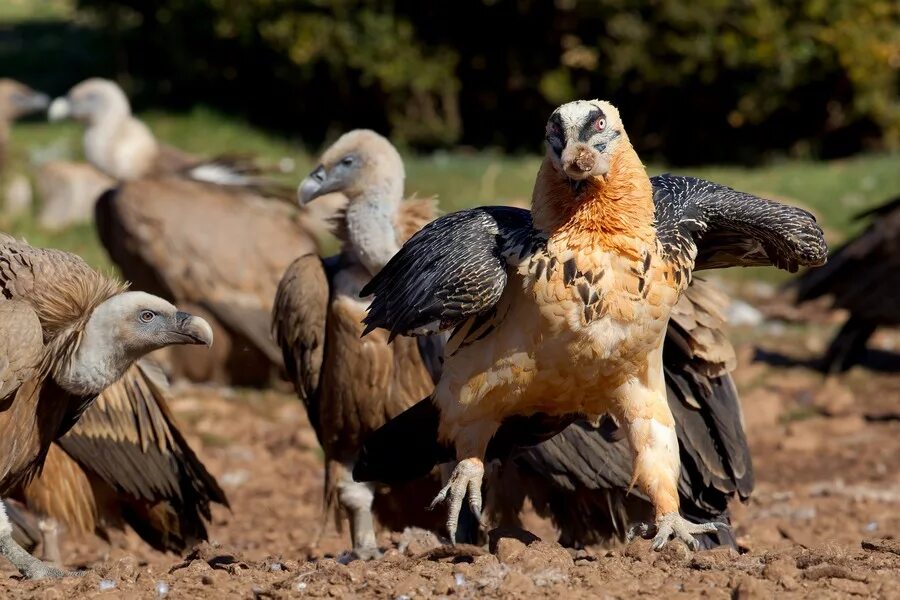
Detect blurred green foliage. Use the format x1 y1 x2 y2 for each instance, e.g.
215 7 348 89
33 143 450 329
49 0 896 163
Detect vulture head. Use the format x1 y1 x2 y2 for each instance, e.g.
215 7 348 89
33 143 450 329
545 99 626 182
0 79 50 123
48 78 131 125
55 291 213 396
298 129 404 207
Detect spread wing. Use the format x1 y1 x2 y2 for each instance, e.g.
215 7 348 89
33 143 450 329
54 359 228 548
272 253 334 442
652 174 828 272
361 206 537 341
497 279 753 548
95 178 316 372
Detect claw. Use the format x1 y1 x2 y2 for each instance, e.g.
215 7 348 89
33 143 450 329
628 514 729 551
431 458 484 543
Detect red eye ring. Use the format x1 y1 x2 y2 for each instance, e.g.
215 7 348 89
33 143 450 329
595 118 606 132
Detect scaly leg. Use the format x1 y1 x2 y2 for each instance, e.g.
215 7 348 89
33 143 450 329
0 498 71 579
612 358 727 551
38 518 62 566
337 475 381 560
430 419 498 543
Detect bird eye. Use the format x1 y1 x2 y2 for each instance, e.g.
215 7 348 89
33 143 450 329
139 310 155 323
595 118 606 132
340 156 355 167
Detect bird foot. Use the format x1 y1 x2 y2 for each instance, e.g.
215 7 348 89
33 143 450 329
1 532 82 579
430 458 484 543
627 513 728 551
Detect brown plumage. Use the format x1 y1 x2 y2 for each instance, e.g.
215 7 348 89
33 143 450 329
273 130 444 558
355 100 826 550
0 233 213 579
793 195 900 373
13 359 227 558
51 78 332 386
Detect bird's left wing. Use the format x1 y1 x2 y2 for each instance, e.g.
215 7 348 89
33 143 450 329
652 174 828 272
56 359 228 513
361 206 536 341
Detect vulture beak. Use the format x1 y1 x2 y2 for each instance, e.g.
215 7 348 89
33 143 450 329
172 312 214 347
15 91 50 114
298 165 327 204
560 141 610 182
47 97 72 121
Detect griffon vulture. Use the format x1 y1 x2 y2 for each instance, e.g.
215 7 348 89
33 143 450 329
0 79 49 172
11 358 227 564
0 233 213 578
49 78 333 386
793 196 900 373
0 80 49 217
273 130 446 558
353 100 826 549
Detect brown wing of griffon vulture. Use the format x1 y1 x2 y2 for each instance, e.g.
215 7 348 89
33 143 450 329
13 359 228 558
273 130 452 559
0 233 213 579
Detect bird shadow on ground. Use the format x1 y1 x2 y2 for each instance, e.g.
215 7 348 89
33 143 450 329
752 347 900 374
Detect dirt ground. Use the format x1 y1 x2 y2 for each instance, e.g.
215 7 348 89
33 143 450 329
2 296 899 599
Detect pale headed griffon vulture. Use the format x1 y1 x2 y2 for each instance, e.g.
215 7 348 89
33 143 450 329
49 78 329 386
273 130 447 558
0 233 213 578
354 100 827 549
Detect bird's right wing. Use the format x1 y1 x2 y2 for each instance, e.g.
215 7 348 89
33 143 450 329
361 206 536 341
56 359 228 520
272 253 335 442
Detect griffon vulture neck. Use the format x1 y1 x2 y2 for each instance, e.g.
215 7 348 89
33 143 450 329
84 103 158 181
53 293 153 396
344 174 405 277
532 140 655 258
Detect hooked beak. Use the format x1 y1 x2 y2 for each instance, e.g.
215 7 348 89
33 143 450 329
171 312 214 347
15 91 50 114
297 165 327 204
47 97 72 122
559 142 610 182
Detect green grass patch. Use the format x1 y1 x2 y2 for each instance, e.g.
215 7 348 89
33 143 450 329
3 107 898 272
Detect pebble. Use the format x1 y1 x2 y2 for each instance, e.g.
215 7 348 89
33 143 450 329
98 579 117 591
155 581 170 597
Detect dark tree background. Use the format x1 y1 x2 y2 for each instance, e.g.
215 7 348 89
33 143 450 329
5 0 898 164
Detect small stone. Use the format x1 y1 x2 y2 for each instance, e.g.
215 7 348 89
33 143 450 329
155 581 169 597
454 573 467 587
98 579 117 591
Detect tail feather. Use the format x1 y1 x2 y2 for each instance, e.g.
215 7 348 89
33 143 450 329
353 398 453 484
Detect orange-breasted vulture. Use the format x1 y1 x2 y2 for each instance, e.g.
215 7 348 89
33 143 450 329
11 358 228 564
0 233 213 579
354 100 827 550
49 78 332 386
793 195 900 373
0 79 49 172
485 279 751 549
273 130 448 559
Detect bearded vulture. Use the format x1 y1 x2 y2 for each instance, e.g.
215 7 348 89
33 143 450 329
0 233 212 578
793 195 900 373
273 130 450 559
49 78 333 386
353 100 826 550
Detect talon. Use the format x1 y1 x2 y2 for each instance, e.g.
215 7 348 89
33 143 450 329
433 458 484 544
647 513 722 552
